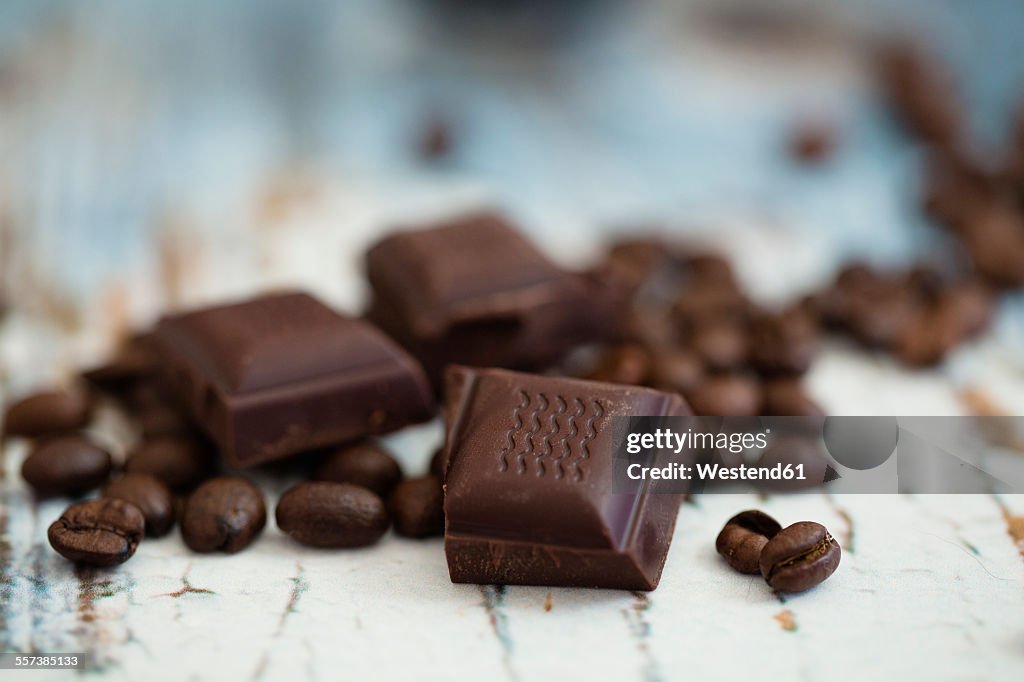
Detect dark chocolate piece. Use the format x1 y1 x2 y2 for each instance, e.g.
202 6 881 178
442 366 689 591
155 292 434 467
366 213 617 384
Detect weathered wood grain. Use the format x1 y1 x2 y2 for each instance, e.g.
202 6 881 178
1 2 1024 680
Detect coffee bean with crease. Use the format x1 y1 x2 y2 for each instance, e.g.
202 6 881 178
760 521 841 592
3 390 93 439
716 510 783 574
48 498 145 566
21 436 113 498
181 477 266 553
686 375 761 416
586 344 651 385
388 476 445 538
126 436 215 491
313 442 403 498
103 473 176 537
276 481 390 548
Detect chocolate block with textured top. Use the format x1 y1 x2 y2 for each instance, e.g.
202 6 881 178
443 366 689 590
366 213 617 384
155 292 434 467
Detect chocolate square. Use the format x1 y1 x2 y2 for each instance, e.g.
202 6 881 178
442 366 689 590
155 292 434 467
366 213 617 383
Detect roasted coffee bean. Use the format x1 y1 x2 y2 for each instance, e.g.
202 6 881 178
687 254 737 287
876 42 961 146
419 118 452 161
47 498 145 566
312 442 403 498
600 239 689 304
82 333 159 393
750 308 818 376
755 436 831 490
429 446 448 479
123 382 168 413
3 390 93 438
388 475 444 538
103 473 175 537
760 521 841 593
845 288 920 349
894 313 957 367
936 280 995 339
621 311 678 351
762 379 824 416
674 284 750 328
126 437 215 491
903 264 949 301
690 320 749 371
649 349 705 395
276 481 389 548
921 152 999 232
790 123 836 164
958 202 1024 288
181 477 265 553
137 404 196 439
716 510 782 574
686 375 761 416
587 344 651 385
894 279 994 367
21 436 113 498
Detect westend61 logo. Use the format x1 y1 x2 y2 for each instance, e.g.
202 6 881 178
612 416 1024 495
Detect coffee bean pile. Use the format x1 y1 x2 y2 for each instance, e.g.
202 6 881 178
716 510 841 593
874 41 1024 354
3 358 444 566
813 262 995 366
581 240 823 417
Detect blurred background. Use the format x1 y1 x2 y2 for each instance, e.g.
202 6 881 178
0 0 1022 372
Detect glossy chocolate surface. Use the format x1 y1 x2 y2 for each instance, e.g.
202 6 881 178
443 366 689 590
366 213 617 383
155 292 434 466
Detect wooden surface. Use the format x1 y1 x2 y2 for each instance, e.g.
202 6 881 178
1 2 1024 680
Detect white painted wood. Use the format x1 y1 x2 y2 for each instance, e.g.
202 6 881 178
2 2 1024 680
